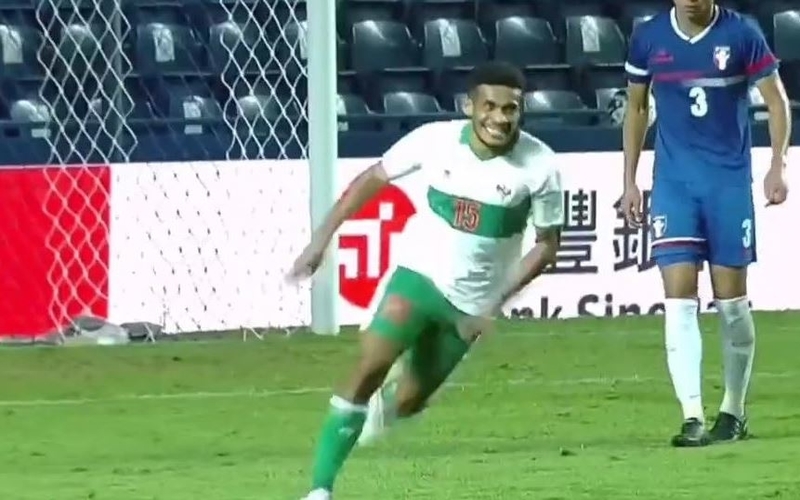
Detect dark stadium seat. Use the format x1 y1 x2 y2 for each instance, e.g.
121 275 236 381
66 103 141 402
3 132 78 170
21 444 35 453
8 97 50 138
0 23 42 79
493 16 562 66
383 91 441 114
136 22 203 75
168 93 223 135
618 1 663 34
564 15 626 66
524 89 591 126
208 20 269 76
337 93 374 131
773 10 800 62
408 0 475 37
269 21 307 76
232 93 300 135
594 87 626 126
351 20 419 72
422 19 488 69
339 0 404 41
524 66 572 91
476 0 539 37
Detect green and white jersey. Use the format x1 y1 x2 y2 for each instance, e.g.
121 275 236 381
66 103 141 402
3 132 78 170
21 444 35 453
381 119 564 316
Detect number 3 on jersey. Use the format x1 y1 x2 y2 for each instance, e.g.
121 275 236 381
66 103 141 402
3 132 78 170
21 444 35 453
689 86 708 117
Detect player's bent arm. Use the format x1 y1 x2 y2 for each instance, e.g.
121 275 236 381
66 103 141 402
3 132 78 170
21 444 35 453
756 73 792 167
493 226 560 310
622 82 651 188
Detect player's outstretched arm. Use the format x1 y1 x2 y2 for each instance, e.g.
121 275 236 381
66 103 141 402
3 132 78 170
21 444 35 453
287 163 392 279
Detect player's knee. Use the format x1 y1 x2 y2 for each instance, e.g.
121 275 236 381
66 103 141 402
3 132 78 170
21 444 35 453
710 265 748 300
658 259 700 298
715 297 754 345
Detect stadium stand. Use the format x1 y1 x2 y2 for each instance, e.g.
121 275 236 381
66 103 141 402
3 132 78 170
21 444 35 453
0 0 797 163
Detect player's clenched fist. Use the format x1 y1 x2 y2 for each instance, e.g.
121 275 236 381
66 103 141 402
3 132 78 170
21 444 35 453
763 158 788 206
619 185 643 228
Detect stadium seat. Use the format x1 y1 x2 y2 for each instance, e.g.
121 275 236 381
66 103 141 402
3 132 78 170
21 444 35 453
748 86 769 122
339 0 404 41
233 93 300 136
493 16 562 66
168 93 223 135
524 66 572 91
270 21 307 76
136 22 203 75
422 19 488 69
524 89 591 126
564 15 626 66
383 91 441 114
208 20 270 76
337 93 374 131
0 23 42 79
618 1 663 34
407 0 474 37
351 20 419 72
476 0 539 38
594 87 626 126
773 10 800 62
9 97 50 138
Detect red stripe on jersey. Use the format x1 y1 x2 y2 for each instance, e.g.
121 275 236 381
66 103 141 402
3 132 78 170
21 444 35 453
746 54 777 76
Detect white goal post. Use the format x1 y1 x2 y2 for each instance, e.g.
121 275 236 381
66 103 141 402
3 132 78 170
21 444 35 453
0 0 339 338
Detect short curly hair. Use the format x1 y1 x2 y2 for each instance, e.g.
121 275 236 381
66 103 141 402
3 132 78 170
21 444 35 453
467 62 526 93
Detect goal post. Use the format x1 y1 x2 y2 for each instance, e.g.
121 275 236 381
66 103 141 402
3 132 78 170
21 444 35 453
0 0 340 338
307 0 340 336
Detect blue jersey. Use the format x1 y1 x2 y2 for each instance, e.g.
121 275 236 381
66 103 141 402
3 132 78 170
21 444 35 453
625 6 778 186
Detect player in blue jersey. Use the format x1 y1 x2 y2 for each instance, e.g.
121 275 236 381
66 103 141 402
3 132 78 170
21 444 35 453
620 0 790 447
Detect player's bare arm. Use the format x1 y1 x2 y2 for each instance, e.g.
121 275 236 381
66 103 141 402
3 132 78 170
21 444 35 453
620 81 652 227
497 226 560 307
756 72 791 205
289 163 391 279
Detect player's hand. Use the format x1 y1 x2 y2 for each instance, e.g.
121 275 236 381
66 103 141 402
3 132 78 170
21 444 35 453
619 185 643 227
764 160 788 206
456 315 494 344
287 238 328 281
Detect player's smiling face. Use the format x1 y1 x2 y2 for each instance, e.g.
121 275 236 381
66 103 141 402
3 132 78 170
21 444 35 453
464 84 522 150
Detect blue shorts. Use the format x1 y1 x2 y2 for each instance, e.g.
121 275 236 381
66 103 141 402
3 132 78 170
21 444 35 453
649 179 756 268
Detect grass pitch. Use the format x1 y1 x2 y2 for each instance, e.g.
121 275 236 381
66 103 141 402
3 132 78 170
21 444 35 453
0 312 798 499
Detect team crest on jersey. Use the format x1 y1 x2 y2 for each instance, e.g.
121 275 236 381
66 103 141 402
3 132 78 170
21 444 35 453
650 215 667 239
713 46 731 71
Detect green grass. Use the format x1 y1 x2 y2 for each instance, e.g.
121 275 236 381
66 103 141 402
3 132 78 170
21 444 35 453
0 312 798 499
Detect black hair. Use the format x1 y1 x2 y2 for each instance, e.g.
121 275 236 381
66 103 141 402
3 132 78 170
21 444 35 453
466 61 526 93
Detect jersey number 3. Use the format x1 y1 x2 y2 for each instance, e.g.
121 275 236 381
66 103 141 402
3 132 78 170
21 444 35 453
689 87 708 117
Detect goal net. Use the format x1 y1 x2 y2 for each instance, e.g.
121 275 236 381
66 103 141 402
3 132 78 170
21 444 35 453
0 0 314 338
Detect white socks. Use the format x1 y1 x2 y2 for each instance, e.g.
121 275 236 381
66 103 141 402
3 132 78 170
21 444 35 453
715 297 755 419
664 298 704 421
663 296 756 422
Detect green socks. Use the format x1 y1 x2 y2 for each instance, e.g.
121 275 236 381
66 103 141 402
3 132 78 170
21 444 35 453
311 395 368 491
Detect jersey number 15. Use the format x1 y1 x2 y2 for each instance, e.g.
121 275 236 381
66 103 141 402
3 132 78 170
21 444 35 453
689 87 708 117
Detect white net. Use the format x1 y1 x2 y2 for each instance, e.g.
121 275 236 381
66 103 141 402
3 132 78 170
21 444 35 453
0 0 313 338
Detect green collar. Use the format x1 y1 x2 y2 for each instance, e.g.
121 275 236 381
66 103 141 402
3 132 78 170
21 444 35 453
459 123 515 161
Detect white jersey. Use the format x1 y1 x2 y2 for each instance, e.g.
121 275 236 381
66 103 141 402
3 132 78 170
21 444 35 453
381 119 564 316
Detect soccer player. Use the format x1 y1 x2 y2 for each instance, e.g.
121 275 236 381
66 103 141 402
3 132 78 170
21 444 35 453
289 62 564 499
620 0 790 447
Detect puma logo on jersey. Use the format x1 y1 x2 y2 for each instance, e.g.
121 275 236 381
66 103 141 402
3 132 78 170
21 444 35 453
496 184 511 198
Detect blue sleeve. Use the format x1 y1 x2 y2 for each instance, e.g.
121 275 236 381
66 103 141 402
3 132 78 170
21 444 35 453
625 24 651 84
741 19 779 83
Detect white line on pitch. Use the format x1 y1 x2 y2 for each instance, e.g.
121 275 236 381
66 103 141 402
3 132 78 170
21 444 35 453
0 371 792 408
